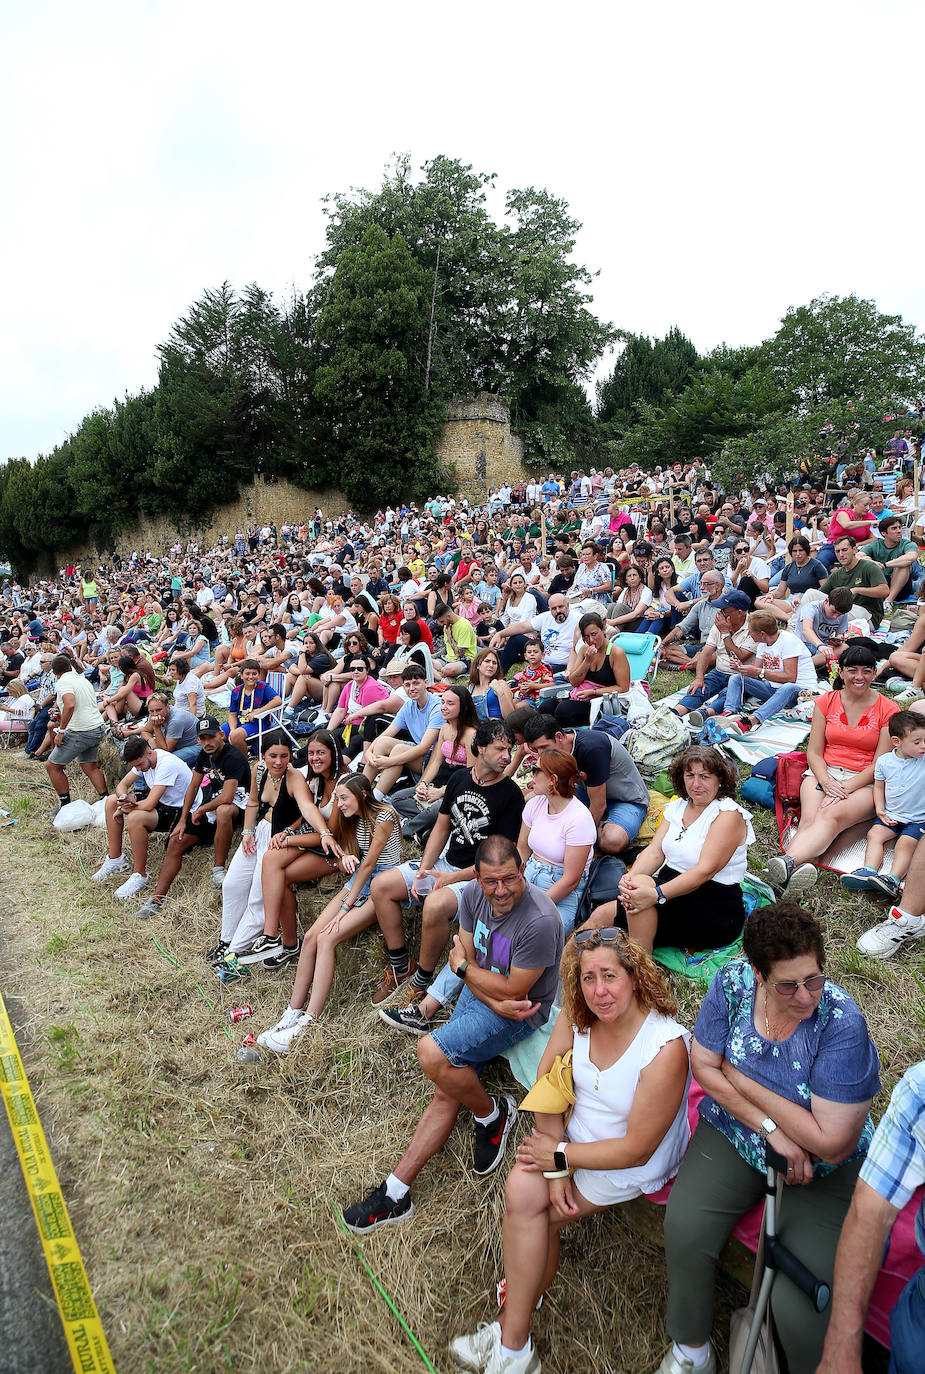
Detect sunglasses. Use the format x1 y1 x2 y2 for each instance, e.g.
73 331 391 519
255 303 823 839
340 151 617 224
574 925 628 948
769 974 825 998
351 664 367 672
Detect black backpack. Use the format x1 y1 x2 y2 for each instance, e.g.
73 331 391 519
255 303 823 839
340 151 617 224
574 853 627 928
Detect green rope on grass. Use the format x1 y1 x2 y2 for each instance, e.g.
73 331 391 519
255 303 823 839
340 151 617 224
77 844 90 878
326 1192 437 1373
151 936 233 1041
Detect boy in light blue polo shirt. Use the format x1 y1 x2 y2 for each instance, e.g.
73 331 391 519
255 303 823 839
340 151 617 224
843 710 925 899
362 664 442 796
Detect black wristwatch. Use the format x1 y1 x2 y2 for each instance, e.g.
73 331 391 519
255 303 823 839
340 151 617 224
553 1142 569 1173
455 959 469 981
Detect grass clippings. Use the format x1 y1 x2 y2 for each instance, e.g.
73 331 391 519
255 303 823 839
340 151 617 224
0 706 919 1372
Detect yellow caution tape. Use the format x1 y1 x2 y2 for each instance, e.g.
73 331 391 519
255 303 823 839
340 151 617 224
0 990 116 1374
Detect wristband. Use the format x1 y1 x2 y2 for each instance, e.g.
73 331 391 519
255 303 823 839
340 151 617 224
243 828 256 836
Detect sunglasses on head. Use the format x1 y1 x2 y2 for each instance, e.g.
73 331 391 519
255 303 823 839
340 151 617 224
574 925 628 948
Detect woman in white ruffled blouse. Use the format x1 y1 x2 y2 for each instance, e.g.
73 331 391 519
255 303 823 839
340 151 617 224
587 745 754 953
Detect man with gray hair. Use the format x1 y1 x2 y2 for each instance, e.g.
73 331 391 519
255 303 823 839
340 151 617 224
660 572 726 667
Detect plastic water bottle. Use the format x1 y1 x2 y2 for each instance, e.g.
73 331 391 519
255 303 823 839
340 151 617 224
235 1046 260 1065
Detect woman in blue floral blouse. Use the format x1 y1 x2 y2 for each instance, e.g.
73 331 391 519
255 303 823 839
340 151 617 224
653 902 880 1374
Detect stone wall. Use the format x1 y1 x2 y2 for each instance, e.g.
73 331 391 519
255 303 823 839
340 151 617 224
55 395 531 565
57 477 350 566
435 393 529 500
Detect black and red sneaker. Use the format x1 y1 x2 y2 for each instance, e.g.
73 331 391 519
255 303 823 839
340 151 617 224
472 1095 517 1176
342 1181 414 1234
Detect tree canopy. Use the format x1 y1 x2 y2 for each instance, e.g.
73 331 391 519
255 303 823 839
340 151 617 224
0 155 615 575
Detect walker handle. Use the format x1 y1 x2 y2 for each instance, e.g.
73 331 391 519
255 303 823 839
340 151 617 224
767 1238 831 1313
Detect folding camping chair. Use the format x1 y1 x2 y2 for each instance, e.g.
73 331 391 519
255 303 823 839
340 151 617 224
610 631 661 686
251 670 300 753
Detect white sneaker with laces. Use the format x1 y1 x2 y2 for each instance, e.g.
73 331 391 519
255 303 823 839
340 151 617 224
256 1006 304 1047
857 909 925 959
257 1011 314 1053
115 872 148 900
449 1322 501 1372
92 856 128 882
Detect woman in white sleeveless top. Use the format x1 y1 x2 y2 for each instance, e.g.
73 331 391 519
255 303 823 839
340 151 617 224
450 928 691 1374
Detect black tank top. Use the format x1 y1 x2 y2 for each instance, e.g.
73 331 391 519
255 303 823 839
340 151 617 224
255 766 305 835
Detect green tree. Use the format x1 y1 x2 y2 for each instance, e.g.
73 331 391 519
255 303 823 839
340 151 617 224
313 225 447 506
596 327 699 433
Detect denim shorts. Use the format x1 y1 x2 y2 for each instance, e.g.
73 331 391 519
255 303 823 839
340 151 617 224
430 985 537 1068
48 725 104 765
347 858 394 906
523 854 587 937
397 856 469 912
873 818 925 842
602 798 647 842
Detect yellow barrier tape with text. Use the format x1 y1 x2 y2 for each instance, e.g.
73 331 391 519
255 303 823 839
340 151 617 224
0 991 116 1374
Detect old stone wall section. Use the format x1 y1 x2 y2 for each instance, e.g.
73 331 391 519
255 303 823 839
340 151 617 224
57 394 531 564
435 393 528 502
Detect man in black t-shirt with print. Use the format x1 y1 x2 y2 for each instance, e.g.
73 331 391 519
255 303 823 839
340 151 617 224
134 717 250 920
370 719 524 1029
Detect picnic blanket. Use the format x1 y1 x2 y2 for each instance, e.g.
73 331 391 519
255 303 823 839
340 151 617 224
720 714 810 767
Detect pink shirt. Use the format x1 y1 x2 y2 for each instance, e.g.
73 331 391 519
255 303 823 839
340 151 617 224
523 794 596 868
337 675 391 723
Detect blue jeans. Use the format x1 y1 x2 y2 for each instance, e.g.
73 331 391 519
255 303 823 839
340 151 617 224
524 854 587 936
25 705 50 755
679 668 730 712
429 984 536 1068
724 674 799 722
175 743 202 765
889 1267 925 1374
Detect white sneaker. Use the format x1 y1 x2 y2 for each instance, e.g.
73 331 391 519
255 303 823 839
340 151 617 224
211 866 226 888
257 1012 314 1053
895 686 924 702
92 856 128 882
450 1322 500 1372
857 909 925 959
115 872 148 900
653 1344 717 1374
256 1006 304 1047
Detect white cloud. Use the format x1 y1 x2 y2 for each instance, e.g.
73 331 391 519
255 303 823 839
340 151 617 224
2 0 923 459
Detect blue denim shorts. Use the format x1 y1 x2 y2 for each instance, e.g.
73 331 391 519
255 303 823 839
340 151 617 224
430 985 536 1069
347 858 393 906
873 818 925 842
397 856 469 912
602 799 647 842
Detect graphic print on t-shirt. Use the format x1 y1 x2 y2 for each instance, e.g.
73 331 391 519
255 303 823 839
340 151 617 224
449 792 494 851
472 917 512 976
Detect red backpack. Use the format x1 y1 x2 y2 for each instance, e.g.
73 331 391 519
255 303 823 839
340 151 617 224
775 751 807 842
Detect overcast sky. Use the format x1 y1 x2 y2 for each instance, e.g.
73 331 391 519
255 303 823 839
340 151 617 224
2 0 923 464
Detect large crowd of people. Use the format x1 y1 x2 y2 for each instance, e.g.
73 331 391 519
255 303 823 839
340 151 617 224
2 452 925 1373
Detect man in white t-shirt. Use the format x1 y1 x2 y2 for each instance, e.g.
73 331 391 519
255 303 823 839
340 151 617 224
722 609 817 735
490 594 582 677
93 738 194 899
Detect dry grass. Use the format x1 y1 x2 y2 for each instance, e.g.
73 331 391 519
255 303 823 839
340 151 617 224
0 699 920 1372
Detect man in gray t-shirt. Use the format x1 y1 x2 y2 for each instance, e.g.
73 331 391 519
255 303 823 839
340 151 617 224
342 836 563 1234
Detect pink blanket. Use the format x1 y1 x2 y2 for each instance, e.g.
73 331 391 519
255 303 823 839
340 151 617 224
644 1083 921 1348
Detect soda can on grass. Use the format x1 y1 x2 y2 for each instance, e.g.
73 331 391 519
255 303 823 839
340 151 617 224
228 1005 253 1023
241 1032 257 1047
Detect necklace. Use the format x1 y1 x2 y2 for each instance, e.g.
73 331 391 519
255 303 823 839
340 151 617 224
763 986 771 1039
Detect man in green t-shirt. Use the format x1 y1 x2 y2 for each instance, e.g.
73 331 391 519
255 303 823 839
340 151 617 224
434 602 477 680
862 515 920 608
822 534 890 627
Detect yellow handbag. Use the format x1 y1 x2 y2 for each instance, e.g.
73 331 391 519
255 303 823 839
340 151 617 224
519 1049 575 1122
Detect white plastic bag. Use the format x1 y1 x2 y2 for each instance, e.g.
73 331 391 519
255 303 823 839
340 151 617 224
89 797 108 828
623 680 653 726
53 799 95 832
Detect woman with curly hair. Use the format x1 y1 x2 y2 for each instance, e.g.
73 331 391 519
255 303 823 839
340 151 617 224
451 927 690 1374
588 745 754 953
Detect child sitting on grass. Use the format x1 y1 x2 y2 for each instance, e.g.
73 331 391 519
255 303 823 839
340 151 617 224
511 637 554 703
842 709 925 899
